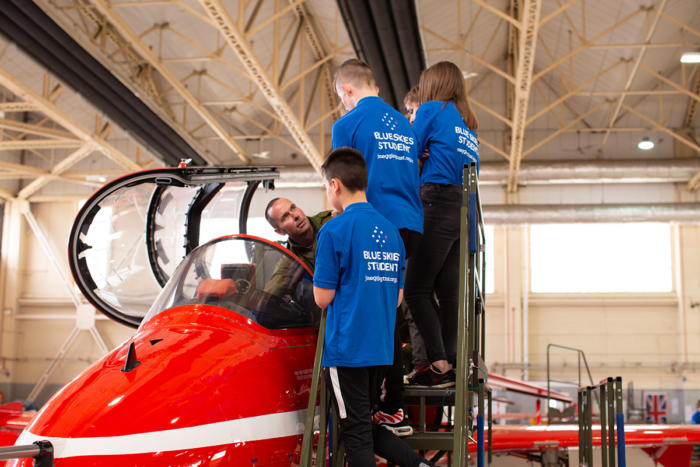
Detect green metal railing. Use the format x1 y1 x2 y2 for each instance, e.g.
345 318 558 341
454 163 487 467
547 343 595 424
578 376 626 467
405 163 487 466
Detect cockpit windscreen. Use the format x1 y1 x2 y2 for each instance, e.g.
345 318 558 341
143 235 320 330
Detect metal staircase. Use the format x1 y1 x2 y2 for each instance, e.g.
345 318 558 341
300 163 487 466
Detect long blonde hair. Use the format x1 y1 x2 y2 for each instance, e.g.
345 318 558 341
418 61 478 131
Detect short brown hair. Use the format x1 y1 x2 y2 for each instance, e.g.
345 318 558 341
404 85 420 108
264 197 281 228
403 84 420 106
334 58 376 89
321 147 368 193
419 61 478 131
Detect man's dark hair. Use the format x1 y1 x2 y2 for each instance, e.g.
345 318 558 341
321 147 368 192
264 197 281 228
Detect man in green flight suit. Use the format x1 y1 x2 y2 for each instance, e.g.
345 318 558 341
195 198 333 328
264 197 334 271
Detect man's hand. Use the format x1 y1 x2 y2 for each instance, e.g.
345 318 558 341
195 278 238 301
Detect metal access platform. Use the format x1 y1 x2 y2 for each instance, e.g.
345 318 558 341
401 163 487 466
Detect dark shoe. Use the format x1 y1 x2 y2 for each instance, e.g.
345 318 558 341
403 362 430 384
373 408 414 437
408 365 455 388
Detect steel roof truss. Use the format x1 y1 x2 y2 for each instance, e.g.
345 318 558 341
201 0 324 171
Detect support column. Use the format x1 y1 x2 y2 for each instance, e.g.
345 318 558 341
503 226 524 374
0 200 26 394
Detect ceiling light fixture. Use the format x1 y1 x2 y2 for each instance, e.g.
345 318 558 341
637 137 654 151
680 52 700 64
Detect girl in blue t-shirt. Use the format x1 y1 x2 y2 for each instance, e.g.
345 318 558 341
405 61 479 387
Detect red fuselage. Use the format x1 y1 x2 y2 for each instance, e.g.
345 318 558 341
12 304 317 466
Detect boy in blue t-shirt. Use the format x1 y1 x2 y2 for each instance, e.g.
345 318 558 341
332 58 421 436
314 148 432 467
332 59 422 237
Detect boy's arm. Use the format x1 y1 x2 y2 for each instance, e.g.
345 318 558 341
397 289 403 309
314 286 336 309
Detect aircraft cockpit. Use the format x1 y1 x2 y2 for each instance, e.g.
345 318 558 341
67 166 319 329
143 235 319 329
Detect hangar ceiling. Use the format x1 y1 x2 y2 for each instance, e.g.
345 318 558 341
0 0 699 209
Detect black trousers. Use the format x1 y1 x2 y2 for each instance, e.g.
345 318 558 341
380 228 422 413
324 366 430 467
404 184 462 364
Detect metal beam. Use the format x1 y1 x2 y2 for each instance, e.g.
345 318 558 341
660 11 700 39
18 145 94 199
507 0 542 192
618 103 700 191
200 0 323 172
473 0 521 29
576 90 684 96
600 1 667 147
471 98 512 127
690 171 700 191
288 0 340 123
683 71 700 129
533 7 642 82
526 59 623 125
639 63 700 104
90 0 249 164
0 187 13 201
621 103 700 154
35 0 215 165
0 102 38 113
522 100 605 158
586 42 700 49
0 139 83 150
539 0 579 27
0 65 139 171
0 161 48 176
0 118 78 139
422 26 516 84
479 137 510 161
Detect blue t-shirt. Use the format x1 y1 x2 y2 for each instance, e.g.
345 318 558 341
412 101 480 185
314 203 405 367
692 410 700 424
332 96 423 234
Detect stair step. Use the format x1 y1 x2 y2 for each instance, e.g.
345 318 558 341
402 431 455 451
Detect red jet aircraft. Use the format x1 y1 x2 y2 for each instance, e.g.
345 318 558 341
7 167 700 466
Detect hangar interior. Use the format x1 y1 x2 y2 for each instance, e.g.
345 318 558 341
0 0 699 424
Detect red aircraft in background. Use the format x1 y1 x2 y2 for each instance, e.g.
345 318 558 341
4 166 700 466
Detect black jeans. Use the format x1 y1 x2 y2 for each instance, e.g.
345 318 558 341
380 229 421 414
324 366 430 467
404 183 462 364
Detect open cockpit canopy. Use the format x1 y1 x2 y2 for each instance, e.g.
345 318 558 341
68 167 281 327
